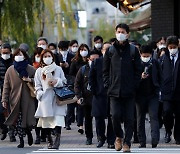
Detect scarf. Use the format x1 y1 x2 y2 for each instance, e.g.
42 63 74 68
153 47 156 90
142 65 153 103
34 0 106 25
13 60 29 78
41 62 57 79
33 62 40 69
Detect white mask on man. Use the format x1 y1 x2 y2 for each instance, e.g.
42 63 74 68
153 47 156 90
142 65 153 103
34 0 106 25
1 54 10 60
60 50 68 56
38 45 47 50
141 57 151 63
169 48 178 55
116 33 127 42
94 43 102 49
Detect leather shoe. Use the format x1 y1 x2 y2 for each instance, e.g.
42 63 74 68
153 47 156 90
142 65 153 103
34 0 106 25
78 129 84 134
123 144 131 153
1 133 7 140
115 137 123 151
66 125 71 130
139 144 146 148
86 138 92 145
97 140 105 148
107 144 115 149
152 143 158 148
175 140 180 145
164 133 171 143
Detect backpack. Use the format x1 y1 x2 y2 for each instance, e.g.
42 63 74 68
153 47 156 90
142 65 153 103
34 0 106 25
108 44 136 60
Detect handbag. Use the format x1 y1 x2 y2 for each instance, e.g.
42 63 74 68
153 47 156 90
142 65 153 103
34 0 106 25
56 95 78 106
26 82 36 98
54 85 77 105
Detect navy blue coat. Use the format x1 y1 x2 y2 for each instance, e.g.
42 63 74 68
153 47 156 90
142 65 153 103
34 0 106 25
89 57 107 118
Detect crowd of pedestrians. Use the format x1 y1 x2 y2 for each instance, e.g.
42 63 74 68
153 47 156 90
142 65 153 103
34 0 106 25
0 23 180 153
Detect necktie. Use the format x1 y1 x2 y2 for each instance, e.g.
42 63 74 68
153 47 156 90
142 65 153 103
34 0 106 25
171 55 175 68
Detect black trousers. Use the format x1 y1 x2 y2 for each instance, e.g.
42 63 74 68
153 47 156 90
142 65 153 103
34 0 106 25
83 105 93 139
95 117 106 141
66 103 77 126
77 105 84 127
110 96 134 147
163 100 180 142
136 95 160 145
106 116 116 145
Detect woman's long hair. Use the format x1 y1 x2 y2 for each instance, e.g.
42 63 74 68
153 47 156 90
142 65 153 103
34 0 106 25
71 44 90 62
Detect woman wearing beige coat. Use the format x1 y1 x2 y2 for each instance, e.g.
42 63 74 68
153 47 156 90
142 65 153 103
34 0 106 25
1 48 36 148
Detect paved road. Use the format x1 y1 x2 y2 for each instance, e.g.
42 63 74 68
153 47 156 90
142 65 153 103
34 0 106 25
0 119 180 154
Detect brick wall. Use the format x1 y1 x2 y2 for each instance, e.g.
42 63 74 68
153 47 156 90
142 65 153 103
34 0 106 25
151 0 175 40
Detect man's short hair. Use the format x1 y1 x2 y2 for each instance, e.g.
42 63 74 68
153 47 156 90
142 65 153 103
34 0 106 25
1 43 11 51
37 37 48 44
166 36 179 46
48 43 57 49
140 45 152 54
94 36 103 43
58 41 69 49
115 23 129 33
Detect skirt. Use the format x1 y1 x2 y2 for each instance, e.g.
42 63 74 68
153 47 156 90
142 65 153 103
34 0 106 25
37 115 65 128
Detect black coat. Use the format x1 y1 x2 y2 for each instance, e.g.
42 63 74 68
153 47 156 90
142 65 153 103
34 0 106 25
69 60 87 77
161 50 180 101
0 57 13 91
74 64 92 106
89 57 107 118
136 59 161 97
103 41 142 98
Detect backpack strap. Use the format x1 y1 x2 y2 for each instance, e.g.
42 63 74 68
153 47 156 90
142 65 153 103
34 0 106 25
108 44 136 60
129 44 136 60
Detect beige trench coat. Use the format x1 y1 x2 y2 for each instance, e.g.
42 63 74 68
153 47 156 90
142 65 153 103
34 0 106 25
2 65 36 128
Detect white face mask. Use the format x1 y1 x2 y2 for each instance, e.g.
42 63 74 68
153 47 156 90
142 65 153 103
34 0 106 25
116 33 127 42
141 57 151 63
35 56 40 63
43 57 53 65
95 43 102 49
14 55 24 62
169 48 178 55
1 54 10 60
51 50 56 54
158 44 166 50
60 50 68 56
80 50 88 57
38 45 47 50
71 47 78 53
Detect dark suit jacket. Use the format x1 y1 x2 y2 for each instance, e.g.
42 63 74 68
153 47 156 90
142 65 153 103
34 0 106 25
136 59 161 97
161 50 180 101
